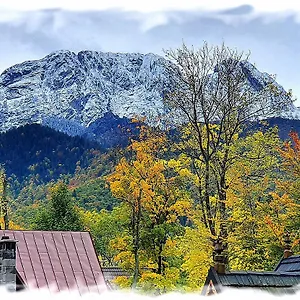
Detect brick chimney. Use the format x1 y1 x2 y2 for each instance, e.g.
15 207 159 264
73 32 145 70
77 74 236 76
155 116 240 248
0 235 18 291
283 232 293 259
213 237 226 274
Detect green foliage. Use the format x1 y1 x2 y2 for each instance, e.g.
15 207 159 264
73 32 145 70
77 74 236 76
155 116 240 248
72 178 119 211
79 204 130 265
32 181 84 231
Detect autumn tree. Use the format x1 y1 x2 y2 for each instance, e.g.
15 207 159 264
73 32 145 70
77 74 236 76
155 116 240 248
276 131 300 200
225 128 283 270
107 126 192 289
107 155 143 288
164 42 292 238
259 131 300 258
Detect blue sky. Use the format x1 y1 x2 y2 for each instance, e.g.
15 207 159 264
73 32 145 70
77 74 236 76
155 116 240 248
1 1 300 105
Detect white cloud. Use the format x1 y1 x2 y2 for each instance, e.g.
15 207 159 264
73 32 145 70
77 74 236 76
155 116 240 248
1 0 300 35
0 0 300 13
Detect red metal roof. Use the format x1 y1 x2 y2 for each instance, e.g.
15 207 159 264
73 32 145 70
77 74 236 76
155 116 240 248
0 230 107 294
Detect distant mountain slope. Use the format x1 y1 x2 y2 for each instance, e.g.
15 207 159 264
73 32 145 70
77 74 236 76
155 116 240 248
0 124 101 183
262 117 300 140
0 50 300 144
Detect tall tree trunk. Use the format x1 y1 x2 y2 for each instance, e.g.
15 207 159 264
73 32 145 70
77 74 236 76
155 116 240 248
204 162 216 236
219 173 227 222
219 148 229 239
132 193 142 289
157 242 163 275
0 174 8 230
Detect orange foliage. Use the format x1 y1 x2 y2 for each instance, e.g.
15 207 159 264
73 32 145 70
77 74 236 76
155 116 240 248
278 131 300 176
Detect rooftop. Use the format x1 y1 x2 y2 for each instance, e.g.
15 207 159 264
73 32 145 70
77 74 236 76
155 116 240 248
0 230 107 294
275 255 300 273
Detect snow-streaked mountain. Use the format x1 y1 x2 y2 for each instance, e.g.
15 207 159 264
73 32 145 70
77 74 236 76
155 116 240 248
0 50 173 136
0 50 299 140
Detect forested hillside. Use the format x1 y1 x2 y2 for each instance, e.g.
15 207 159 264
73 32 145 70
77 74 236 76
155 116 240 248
0 124 101 182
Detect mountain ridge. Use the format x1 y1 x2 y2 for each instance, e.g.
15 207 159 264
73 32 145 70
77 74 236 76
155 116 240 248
0 49 299 141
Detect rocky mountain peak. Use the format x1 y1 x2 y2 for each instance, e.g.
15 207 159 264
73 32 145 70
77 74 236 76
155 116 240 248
0 50 299 140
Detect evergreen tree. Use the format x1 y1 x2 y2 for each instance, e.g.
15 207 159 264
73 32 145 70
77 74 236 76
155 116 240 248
33 181 84 231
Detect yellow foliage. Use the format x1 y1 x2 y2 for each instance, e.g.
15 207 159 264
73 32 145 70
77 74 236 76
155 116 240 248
0 220 24 230
113 276 132 289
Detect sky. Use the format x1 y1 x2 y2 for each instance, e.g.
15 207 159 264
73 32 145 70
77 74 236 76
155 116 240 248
0 1 300 105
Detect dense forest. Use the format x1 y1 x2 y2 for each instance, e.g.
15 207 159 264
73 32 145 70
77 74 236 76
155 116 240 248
1 43 300 294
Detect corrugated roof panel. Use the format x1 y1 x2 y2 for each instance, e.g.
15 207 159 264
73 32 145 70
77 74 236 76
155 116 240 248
39 252 53 277
53 232 67 253
27 279 38 290
227 275 239 285
48 253 64 273
62 233 84 272
284 257 300 263
43 233 63 273
74 271 88 292
254 274 265 286
84 270 100 293
94 271 106 286
234 275 244 286
69 254 82 273
289 263 300 272
23 232 37 252
55 271 69 291
62 233 77 253
89 255 102 272
71 232 87 255
21 255 35 282
36 275 48 289
43 271 58 292
276 256 300 273
30 250 44 274
218 272 300 288
275 276 286 287
14 231 27 254
239 274 251 286
279 265 290 272
59 252 78 290
79 253 93 272
81 233 101 271
60 252 73 273
64 271 78 290
264 274 275 286
286 276 298 286
35 232 48 253
70 253 82 272
219 274 230 285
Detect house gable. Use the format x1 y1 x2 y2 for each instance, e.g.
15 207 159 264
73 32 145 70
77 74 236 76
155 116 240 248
201 268 222 295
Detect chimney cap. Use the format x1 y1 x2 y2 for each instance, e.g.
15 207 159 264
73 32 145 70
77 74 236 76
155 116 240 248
0 235 18 243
